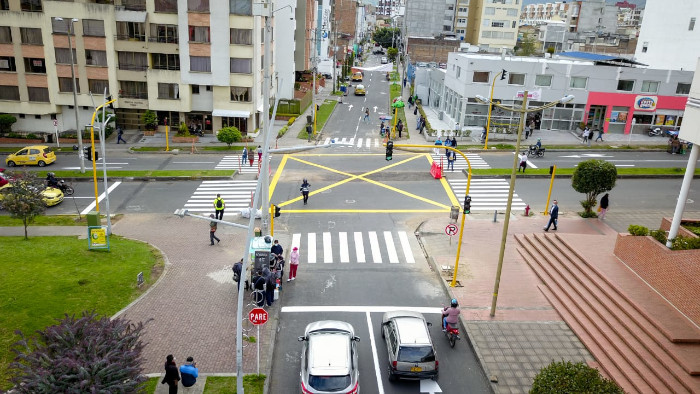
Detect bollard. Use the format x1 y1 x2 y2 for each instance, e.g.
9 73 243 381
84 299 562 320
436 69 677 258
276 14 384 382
493 210 498 222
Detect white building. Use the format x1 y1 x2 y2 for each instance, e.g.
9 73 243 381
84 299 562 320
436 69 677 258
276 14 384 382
274 0 297 99
466 0 521 49
635 0 700 71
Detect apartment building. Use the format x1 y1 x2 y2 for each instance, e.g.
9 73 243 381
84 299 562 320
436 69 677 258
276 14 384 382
0 0 270 134
465 0 521 49
521 1 570 25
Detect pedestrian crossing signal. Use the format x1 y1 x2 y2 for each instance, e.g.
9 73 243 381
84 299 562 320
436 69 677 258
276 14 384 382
464 195 471 214
500 69 507 80
274 204 281 218
386 140 393 161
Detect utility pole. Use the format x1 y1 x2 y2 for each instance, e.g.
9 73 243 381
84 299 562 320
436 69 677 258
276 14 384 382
57 17 85 174
261 4 273 235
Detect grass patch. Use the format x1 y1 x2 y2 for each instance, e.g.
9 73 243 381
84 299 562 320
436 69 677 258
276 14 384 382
681 222 700 236
0 235 163 390
459 167 700 176
0 214 122 227
298 100 337 139
130 146 246 152
204 374 266 394
29 170 234 178
139 377 160 393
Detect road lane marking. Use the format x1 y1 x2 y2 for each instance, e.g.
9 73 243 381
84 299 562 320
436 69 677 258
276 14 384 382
368 231 382 263
282 209 449 213
268 154 288 199
339 232 350 263
375 139 380 147
354 232 366 263
281 305 442 314
398 231 415 264
323 232 333 263
357 138 362 148
80 181 121 215
307 233 316 263
366 312 385 394
291 233 301 253
384 231 399 263
324 137 331 145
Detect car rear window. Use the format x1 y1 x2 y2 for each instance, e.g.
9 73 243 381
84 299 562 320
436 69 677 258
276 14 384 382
42 148 52 154
398 346 435 363
309 374 351 391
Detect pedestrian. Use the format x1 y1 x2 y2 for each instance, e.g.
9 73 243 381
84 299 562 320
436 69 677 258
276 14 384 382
595 129 604 142
213 193 225 220
241 146 248 166
408 95 414 109
248 153 254 167
232 258 243 290
416 116 421 130
300 178 311 205
419 118 426 134
587 128 594 147
524 124 530 139
161 355 180 394
364 107 370 122
306 124 313 142
209 214 220 245
271 239 283 258
403 77 407 88
443 136 452 155
396 119 403 138
581 127 589 144
414 105 418 116
480 126 487 142
544 200 559 231
116 126 127 144
380 121 386 137
257 145 262 163
264 267 275 306
518 151 528 172
434 136 443 155
252 270 265 306
447 151 455 171
288 246 299 281
179 357 199 388
451 136 457 149
599 193 609 219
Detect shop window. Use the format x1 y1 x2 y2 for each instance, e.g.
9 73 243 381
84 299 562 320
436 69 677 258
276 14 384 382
569 76 587 89
473 71 489 83
632 114 653 124
20 28 42 45
641 80 659 94
0 26 11 44
508 73 525 86
610 106 628 123
157 111 179 126
616 79 634 92
676 83 690 95
24 57 46 73
222 116 247 134
0 85 19 100
535 74 552 87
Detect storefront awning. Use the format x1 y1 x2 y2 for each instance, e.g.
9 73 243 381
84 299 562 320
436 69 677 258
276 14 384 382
213 109 250 118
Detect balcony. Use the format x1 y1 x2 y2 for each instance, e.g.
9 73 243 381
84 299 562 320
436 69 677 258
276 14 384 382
119 91 148 99
118 64 148 71
116 0 146 11
116 34 146 41
148 36 179 44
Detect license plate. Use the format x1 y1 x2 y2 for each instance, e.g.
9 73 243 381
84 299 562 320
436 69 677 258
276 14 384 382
410 367 422 372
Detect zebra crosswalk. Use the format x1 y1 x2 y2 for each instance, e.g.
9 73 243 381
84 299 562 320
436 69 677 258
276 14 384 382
183 180 257 215
289 230 418 264
215 155 270 173
322 137 382 150
448 178 527 212
430 153 490 170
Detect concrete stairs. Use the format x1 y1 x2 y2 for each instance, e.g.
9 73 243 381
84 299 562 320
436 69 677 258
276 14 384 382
515 233 700 394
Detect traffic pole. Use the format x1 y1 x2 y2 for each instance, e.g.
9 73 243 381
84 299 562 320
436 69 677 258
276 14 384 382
544 165 556 215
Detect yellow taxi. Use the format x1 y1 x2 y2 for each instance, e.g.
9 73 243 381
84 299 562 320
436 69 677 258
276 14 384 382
0 183 64 207
352 71 363 82
354 84 366 96
5 145 56 167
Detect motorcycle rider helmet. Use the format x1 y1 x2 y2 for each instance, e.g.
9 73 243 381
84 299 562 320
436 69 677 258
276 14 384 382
264 235 273 244
450 298 458 308
47 172 54 177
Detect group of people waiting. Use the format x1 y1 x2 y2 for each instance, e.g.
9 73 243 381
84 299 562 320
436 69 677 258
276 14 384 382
162 355 199 393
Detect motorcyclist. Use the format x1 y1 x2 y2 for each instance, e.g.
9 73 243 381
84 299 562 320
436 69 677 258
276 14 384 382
535 138 542 150
46 172 59 188
442 298 461 331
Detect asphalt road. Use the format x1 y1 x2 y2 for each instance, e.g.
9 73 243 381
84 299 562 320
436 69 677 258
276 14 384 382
480 150 699 169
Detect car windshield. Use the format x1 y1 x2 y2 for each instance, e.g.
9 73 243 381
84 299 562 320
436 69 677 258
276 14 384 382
309 375 351 391
398 346 435 363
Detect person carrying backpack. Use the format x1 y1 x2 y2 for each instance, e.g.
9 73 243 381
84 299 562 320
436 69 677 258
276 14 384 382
213 193 225 220
232 259 243 290
264 268 276 306
300 179 311 205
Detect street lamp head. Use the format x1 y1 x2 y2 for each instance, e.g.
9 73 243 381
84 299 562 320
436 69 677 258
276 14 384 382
475 95 488 103
559 95 575 104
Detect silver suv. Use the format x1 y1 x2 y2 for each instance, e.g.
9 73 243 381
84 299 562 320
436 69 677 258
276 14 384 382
298 321 360 393
381 310 438 381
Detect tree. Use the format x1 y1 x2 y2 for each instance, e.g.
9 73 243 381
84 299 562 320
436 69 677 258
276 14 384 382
387 47 398 63
372 27 401 48
217 126 242 148
141 110 157 131
10 311 147 393
531 360 623 394
516 33 537 56
177 122 190 137
0 171 47 240
572 159 617 217
0 114 17 135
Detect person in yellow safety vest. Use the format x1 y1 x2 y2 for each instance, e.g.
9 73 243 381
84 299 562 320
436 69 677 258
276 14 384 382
214 193 225 220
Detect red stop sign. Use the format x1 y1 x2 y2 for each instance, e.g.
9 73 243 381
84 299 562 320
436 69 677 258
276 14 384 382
249 308 268 325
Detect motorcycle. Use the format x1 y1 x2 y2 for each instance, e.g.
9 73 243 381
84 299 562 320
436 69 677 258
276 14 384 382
527 145 545 158
648 127 663 137
47 179 74 195
441 308 461 348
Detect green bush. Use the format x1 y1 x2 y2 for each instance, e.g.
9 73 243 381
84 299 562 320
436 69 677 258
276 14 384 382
7 132 21 139
277 126 288 139
531 360 623 394
287 117 296 126
141 110 157 131
0 114 17 134
177 122 190 137
671 236 700 250
217 126 242 147
26 133 38 140
650 229 667 244
628 225 649 236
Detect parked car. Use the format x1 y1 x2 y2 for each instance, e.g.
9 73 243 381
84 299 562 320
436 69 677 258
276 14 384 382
351 72 363 82
0 183 64 207
5 145 56 167
373 49 385 55
298 320 360 394
354 84 366 96
381 57 388 64
381 310 438 381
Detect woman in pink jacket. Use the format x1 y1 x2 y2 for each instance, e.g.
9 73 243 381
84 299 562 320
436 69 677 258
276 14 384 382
288 246 299 282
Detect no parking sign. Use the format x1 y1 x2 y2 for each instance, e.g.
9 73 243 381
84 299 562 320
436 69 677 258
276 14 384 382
445 224 458 236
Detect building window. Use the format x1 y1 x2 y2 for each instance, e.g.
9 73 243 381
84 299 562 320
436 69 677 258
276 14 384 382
151 53 180 70
616 79 634 92
491 20 505 28
20 0 42 12
117 22 145 41
121 0 146 11
230 0 252 15
82 19 105 37
158 83 179 99
535 74 552 87
230 86 251 102
150 24 178 43
24 57 46 73
85 50 107 66
221 116 247 134
0 0 8 11
456 66 461 78
640 80 659 93
507 8 518 16
512 21 516 28
0 26 11 44
58 77 80 93
0 85 20 100
54 48 76 64
230 58 252 74
676 83 691 95
188 26 210 43
230 28 252 45
457 18 466 24
119 81 148 99
192 85 200 94
35 114 41 119
458 7 467 12
88 79 109 93
118 52 148 71
569 76 587 89
642 41 648 53
473 71 490 83
690 17 696 31
508 73 525 85
190 56 211 72
28 87 49 102
485 7 495 15
188 0 209 12
155 0 177 12
51 18 73 34
20 27 43 45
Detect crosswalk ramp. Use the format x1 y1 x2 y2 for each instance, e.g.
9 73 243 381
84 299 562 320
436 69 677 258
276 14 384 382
183 180 257 214
430 153 490 169
289 230 419 264
215 155 269 173
322 137 382 150
448 178 527 212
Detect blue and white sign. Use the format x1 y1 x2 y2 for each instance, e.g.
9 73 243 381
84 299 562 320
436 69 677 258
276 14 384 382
634 95 657 111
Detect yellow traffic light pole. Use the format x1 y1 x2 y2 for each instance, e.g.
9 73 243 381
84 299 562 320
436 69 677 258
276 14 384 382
88 97 117 212
544 165 556 215
484 70 504 150
270 204 274 236
389 143 471 287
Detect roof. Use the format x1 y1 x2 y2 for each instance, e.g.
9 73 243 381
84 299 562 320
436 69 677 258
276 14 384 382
394 316 431 345
558 51 648 67
308 332 351 375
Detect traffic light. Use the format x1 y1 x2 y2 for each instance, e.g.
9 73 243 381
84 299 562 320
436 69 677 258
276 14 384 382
549 165 555 175
386 140 393 161
274 204 281 218
500 69 507 80
464 195 471 214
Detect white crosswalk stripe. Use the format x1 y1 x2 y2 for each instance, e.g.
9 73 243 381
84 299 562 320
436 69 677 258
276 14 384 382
448 178 527 211
183 180 257 215
215 155 269 173
430 153 490 169
322 137 382 151
291 230 419 265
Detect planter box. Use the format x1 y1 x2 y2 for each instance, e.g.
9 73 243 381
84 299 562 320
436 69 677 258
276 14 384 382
0 138 43 144
143 130 157 136
172 136 199 143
